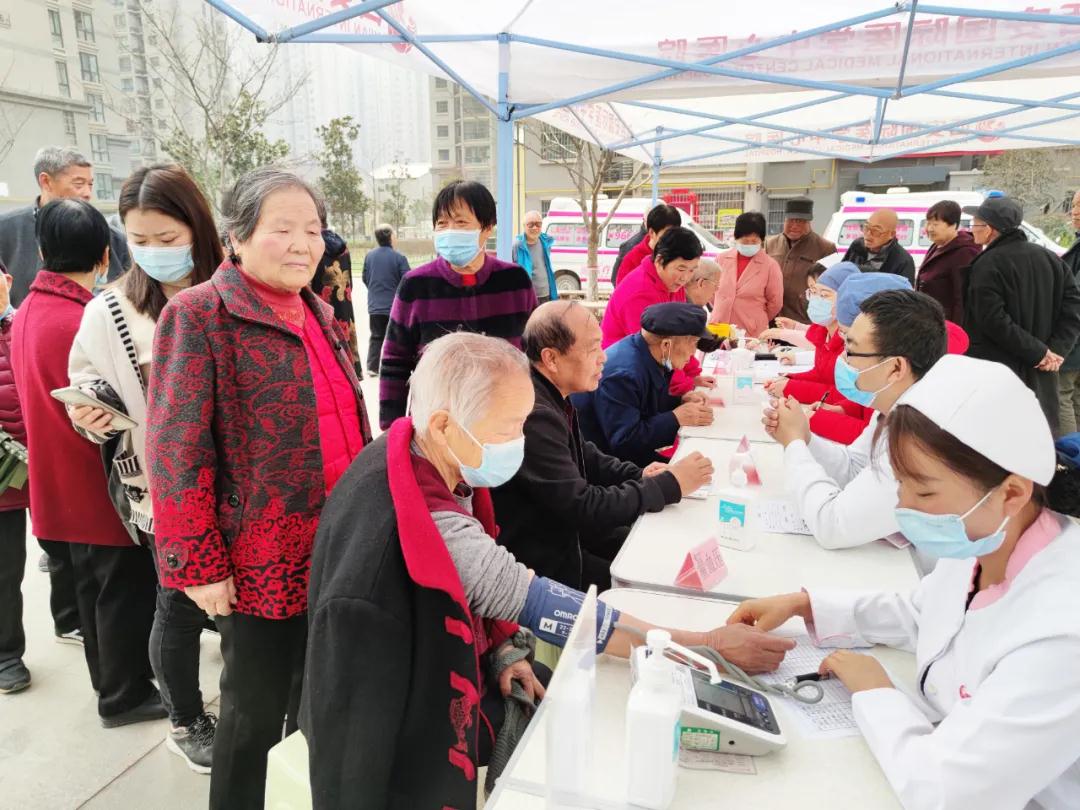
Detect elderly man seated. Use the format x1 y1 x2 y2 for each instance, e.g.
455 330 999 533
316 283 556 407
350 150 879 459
573 302 714 467
493 301 714 591
302 331 794 810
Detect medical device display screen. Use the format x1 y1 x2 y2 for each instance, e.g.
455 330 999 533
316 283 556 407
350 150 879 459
690 671 781 735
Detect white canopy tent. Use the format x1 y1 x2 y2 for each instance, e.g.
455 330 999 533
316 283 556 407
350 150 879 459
205 0 1080 255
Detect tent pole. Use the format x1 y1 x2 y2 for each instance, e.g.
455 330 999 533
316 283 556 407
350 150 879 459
496 34 514 261
651 129 662 206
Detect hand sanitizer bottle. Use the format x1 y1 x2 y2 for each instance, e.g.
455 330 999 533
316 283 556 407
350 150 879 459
626 630 682 809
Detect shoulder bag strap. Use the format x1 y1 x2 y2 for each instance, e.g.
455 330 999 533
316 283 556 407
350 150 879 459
102 289 146 392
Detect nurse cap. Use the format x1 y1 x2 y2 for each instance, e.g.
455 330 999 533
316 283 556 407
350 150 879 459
897 355 1055 485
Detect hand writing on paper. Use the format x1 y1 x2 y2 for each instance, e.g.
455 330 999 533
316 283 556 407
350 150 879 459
819 650 893 693
772 396 811 448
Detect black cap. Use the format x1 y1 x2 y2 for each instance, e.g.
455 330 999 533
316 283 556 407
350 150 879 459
962 196 1023 233
640 302 711 339
784 197 814 218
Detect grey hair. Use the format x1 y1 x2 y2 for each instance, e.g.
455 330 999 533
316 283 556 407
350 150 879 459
33 146 90 181
410 332 530 433
692 258 721 282
220 166 324 254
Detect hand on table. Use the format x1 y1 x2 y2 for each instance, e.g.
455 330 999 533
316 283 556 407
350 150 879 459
762 398 780 438
772 396 811 447
764 377 789 397
642 462 668 477
778 354 795 366
695 375 717 390
727 592 812 632
668 451 714 496
675 401 714 427
185 577 237 618
69 404 115 437
700 623 796 674
819 651 893 693
682 390 708 405
498 657 546 702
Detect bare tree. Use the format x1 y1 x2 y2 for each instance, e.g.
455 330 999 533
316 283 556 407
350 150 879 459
118 0 306 210
982 148 1079 245
0 64 34 166
524 122 649 300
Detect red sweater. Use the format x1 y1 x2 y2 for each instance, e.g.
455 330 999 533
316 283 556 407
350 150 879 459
615 237 653 285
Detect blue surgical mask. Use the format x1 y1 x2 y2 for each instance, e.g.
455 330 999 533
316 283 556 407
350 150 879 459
895 489 1009 559
807 296 834 325
130 243 195 283
434 229 482 268
735 242 761 258
448 421 525 488
833 355 894 408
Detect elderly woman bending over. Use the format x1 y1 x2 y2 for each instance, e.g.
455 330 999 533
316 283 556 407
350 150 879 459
301 331 794 810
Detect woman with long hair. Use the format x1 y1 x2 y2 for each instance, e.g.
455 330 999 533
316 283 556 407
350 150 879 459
68 163 222 772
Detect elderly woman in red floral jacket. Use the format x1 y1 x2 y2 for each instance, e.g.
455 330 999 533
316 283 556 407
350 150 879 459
146 167 371 810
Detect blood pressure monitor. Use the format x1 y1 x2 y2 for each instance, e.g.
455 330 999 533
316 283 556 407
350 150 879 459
631 646 787 756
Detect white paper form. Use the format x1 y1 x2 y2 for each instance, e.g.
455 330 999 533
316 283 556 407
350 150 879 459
758 634 871 740
753 500 812 535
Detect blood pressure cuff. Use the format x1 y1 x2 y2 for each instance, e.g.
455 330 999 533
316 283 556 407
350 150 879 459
518 577 620 654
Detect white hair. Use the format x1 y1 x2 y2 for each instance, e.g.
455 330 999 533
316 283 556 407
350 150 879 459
410 332 530 433
33 146 90 181
692 258 721 281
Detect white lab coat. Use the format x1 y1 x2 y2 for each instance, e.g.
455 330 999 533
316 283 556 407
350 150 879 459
807 511 1080 810
784 414 901 549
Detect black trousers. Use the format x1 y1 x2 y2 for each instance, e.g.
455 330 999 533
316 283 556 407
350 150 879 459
37 537 81 635
581 525 632 592
0 510 27 669
211 612 307 810
367 313 390 374
147 534 208 727
66 542 158 717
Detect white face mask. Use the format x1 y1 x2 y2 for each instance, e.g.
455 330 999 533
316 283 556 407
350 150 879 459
735 243 761 258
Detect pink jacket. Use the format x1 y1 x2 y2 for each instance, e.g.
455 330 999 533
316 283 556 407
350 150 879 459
709 248 784 337
601 257 685 348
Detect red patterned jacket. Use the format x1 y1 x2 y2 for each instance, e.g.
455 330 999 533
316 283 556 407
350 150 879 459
147 261 372 619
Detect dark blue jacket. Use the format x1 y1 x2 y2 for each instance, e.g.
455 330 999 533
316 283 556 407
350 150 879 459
571 333 681 467
362 245 410 315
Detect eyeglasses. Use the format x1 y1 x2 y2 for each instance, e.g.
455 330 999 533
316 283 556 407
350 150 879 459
804 289 831 301
843 349 886 359
524 222 542 228
970 222 991 230
861 224 889 237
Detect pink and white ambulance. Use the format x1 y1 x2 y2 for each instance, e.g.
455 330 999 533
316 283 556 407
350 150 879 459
543 196 726 295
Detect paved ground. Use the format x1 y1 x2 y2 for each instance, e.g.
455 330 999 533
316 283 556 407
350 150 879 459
0 284 382 810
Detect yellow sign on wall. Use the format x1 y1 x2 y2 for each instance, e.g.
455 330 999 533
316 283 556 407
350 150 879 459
716 208 743 230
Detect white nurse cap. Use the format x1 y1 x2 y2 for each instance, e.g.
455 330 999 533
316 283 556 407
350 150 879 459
897 355 1055 485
